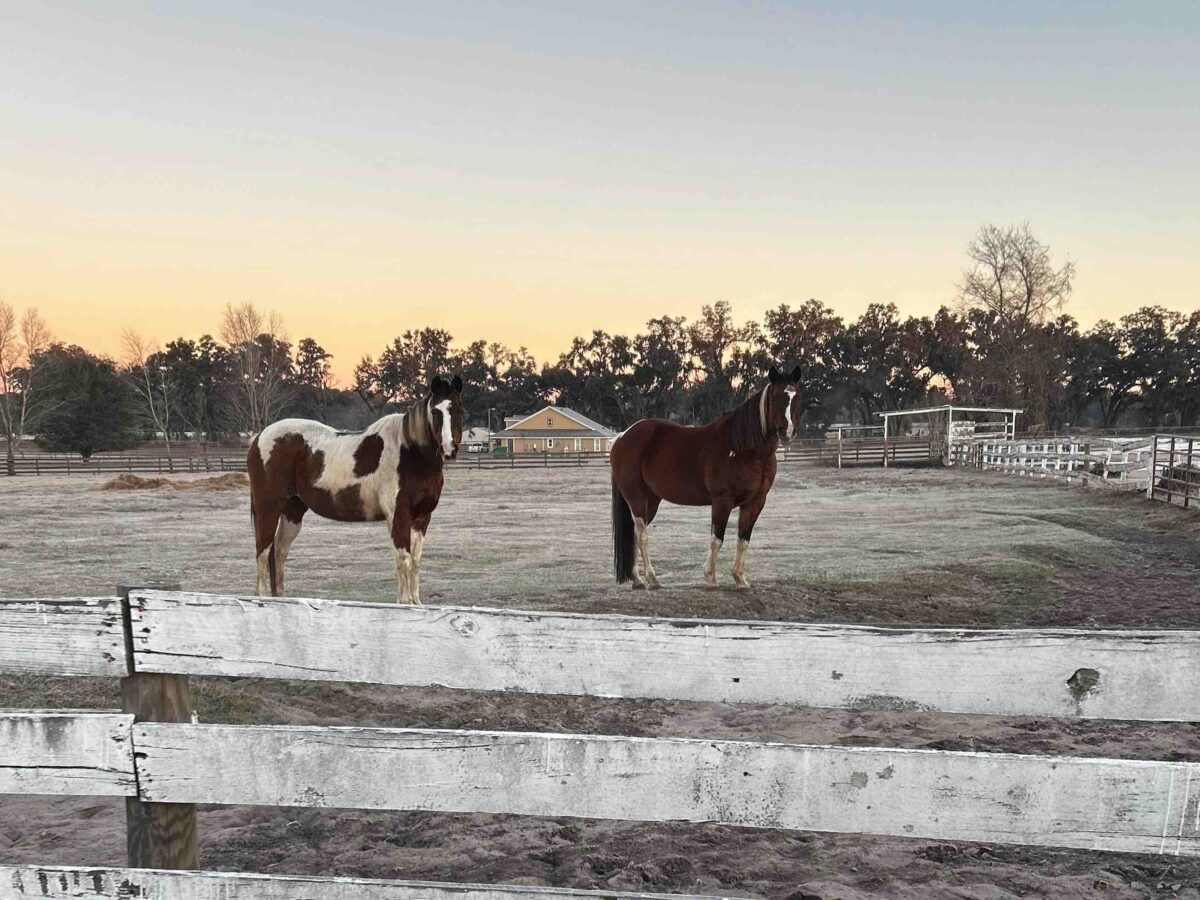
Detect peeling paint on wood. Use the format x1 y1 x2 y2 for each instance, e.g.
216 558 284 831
0 711 136 797
130 591 1200 722
0 866 722 899
134 723 1200 857
0 597 126 677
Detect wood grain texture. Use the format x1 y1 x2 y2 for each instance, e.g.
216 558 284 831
0 866 717 899
0 597 125 676
134 723 1200 857
0 711 135 797
131 590 1200 722
121 672 200 870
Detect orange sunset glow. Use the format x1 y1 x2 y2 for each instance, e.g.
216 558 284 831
3 3 1197 382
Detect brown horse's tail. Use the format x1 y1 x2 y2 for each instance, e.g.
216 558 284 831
612 479 636 584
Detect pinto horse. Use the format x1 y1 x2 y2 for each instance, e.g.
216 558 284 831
611 365 802 590
247 375 464 604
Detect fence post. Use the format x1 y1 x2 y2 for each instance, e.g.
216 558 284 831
118 581 199 871
1147 436 1158 500
1186 439 1194 510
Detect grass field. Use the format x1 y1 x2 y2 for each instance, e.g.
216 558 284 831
2 465 1200 899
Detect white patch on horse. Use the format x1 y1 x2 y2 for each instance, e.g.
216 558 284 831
784 387 797 438
255 548 271 596
758 387 768 436
704 536 722 585
435 399 454 456
732 537 751 589
279 416 403 520
258 418 329 468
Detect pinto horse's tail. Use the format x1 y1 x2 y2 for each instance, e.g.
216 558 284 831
612 479 636 584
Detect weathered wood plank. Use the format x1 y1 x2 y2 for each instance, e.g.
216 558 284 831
134 723 1200 856
0 711 136 797
0 598 126 676
0 866 719 899
131 590 1200 722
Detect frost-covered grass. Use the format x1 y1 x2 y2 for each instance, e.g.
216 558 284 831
0 463 1151 624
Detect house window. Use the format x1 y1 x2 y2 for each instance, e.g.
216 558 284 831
574 439 581 452
594 439 602 451
547 416 553 427
546 438 554 449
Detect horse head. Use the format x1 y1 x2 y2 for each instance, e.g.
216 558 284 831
765 364 804 444
428 375 465 459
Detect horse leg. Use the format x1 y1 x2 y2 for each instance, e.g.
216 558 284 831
732 495 767 590
253 500 283 597
410 514 431 605
390 507 417 604
272 496 307 597
705 499 733 587
635 496 663 590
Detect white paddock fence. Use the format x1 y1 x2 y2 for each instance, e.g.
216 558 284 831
3 589 1200 899
952 434 1200 499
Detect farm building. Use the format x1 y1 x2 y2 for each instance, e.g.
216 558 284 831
489 405 616 454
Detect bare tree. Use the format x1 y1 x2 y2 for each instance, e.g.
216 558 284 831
959 223 1075 331
122 329 176 463
0 301 52 475
220 302 292 436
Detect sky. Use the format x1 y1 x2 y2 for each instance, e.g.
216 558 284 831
2 1 1197 383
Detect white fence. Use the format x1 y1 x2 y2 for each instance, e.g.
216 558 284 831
950 435 1181 492
2 589 1200 898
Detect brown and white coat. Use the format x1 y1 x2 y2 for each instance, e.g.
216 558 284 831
247 376 463 604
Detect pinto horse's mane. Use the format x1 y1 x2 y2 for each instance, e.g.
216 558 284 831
399 393 436 450
727 387 770 453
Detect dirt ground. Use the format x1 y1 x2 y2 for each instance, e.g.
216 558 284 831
2 465 1200 899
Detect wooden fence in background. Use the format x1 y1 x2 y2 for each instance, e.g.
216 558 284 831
1148 435 1200 508
2 443 883 476
2 587 1198 899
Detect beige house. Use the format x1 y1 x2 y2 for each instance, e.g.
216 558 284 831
490 406 616 454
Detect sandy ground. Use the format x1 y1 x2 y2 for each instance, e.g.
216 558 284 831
2 465 1200 899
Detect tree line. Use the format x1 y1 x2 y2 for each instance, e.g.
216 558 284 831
2 224 1198 464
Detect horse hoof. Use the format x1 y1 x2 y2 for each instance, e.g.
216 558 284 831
648 581 662 591
632 582 647 591
733 581 751 591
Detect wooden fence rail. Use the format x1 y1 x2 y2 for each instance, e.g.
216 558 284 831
128 591 1200 722
133 722 1200 857
1148 435 1200 509
3 443 930 475
0 867 713 900
4 587 1200 900
0 711 136 797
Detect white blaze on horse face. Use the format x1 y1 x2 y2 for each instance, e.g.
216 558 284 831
435 399 454 456
784 388 797 439
758 387 769 435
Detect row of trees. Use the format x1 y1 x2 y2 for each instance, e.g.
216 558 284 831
2 225 1197 461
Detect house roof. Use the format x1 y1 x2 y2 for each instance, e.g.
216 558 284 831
491 405 617 439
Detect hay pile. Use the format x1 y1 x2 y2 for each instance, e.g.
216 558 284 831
101 473 249 492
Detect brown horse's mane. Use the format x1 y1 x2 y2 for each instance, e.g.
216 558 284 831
727 387 769 453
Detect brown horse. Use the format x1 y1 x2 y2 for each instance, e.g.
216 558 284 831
247 375 463 603
611 365 802 590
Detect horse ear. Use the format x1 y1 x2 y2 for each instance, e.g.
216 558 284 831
450 374 463 394
768 365 782 384
789 364 803 383
429 375 446 395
